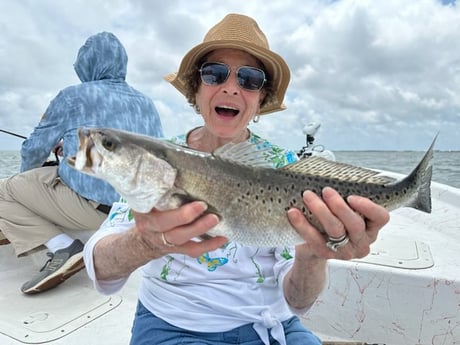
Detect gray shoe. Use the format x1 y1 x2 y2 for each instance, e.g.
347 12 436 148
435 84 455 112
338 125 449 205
21 239 85 294
0 230 10 245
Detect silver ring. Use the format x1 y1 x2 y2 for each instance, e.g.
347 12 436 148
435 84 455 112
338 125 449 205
326 234 349 252
161 232 175 247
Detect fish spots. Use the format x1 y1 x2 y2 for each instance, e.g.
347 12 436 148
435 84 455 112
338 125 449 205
237 189 252 206
283 172 305 181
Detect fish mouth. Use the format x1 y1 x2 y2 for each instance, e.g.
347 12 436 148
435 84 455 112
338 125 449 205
67 128 102 173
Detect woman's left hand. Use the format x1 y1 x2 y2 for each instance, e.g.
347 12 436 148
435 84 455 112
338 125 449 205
287 186 390 260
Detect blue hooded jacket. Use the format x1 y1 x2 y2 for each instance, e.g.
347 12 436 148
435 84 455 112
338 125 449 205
20 32 164 205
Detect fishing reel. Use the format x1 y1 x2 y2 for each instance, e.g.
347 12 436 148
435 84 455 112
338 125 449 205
297 122 335 161
303 122 321 146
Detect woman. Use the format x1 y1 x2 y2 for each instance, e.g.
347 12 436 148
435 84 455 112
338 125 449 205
84 14 389 345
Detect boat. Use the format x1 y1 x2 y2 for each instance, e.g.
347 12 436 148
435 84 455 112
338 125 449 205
305 177 460 345
1 130 459 345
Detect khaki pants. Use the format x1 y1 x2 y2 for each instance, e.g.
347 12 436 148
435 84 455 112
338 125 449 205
0 166 108 256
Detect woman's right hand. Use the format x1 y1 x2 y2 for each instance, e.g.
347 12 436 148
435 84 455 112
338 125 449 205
132 201 227 258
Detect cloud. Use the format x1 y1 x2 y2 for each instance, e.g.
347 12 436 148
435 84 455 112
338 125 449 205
0 0 459 152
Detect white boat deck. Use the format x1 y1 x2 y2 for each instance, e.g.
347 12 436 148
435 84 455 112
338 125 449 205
0 241 139 345
304 180 460 345
1 180 459 345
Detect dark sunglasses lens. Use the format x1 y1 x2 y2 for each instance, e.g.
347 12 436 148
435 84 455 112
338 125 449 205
200 63 229 85
237 67 265 90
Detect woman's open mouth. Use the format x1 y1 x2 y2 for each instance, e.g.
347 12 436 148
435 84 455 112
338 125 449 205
215 106 240 117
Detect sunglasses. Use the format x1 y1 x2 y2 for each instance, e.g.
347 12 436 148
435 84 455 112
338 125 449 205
199 62 266 91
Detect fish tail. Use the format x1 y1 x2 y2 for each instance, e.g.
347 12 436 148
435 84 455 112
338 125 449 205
403 135 436 213
414 165 432 213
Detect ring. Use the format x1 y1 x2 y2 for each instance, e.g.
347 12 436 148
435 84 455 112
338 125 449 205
161 232 175 247
326 234 349 252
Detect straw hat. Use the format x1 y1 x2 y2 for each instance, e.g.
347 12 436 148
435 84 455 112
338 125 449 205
164 13 290 115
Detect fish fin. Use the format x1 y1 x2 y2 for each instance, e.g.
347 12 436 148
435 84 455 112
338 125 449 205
155 191 225 240
162 140 214 159
154 188 190 210
158 191 223 221
213 141 275 167
164 139 272 167
281 156 397 184
198 233 214 241
391 135 435 213
172 193 195 205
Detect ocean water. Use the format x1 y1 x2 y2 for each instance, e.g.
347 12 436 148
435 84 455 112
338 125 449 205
0 151 21 178
333 150 460 189
0 150 459 189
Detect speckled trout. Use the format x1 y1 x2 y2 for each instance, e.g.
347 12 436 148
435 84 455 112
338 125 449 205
68 127 434 247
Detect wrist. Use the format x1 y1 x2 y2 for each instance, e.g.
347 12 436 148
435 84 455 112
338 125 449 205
131 227 167 260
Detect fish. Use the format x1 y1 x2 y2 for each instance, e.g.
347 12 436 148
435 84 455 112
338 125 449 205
67 127 434 247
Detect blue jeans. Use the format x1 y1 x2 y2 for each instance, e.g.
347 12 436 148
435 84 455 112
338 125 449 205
130 301 321 345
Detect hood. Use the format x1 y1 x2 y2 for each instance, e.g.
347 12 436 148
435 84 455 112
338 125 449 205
74 32 128 82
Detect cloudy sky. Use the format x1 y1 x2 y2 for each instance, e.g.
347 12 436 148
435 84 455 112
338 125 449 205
0 0 459 153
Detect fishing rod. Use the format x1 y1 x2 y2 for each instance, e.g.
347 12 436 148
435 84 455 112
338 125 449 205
0 128 60 166
0 128 27 139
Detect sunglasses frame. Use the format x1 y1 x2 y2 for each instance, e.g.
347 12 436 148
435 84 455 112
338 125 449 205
199 62 266 91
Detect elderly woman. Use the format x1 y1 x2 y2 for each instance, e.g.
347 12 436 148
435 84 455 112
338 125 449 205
84 14 389 345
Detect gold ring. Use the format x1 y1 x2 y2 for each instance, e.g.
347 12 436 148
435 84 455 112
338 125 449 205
161 232 175 247
326 234 349 252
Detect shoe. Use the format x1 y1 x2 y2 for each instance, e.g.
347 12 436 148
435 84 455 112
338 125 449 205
21 239 85 294
0 230 10 245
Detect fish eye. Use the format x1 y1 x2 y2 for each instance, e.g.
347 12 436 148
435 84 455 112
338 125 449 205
102 137 116 151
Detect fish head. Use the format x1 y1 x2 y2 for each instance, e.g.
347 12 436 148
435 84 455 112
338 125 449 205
68 127 128 177
68 127 177 213
67 127 103 174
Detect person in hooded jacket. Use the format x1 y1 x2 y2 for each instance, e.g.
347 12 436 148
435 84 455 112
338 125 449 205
0 31 163 294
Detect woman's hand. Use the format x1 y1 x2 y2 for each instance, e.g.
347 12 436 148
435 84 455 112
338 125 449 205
94 201 227 281
132 201 228 258
288 186 390 260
